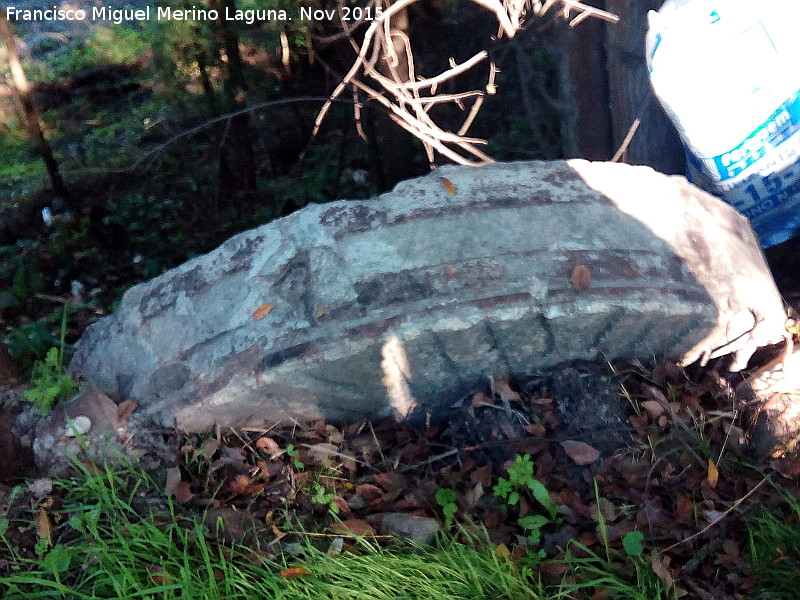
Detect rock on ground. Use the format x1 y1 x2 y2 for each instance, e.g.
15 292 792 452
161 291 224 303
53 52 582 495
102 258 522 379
69 160 788 431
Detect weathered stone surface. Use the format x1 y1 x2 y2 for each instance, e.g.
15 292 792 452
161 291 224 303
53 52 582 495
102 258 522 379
69 160 788 431
370 512 441 545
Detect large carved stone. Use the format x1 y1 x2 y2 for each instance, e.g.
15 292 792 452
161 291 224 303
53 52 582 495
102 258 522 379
69 160 788 431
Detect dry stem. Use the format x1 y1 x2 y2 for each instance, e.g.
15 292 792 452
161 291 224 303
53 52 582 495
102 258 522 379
313 0 618 167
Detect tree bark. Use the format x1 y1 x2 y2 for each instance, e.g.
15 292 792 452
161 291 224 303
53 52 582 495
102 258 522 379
0 6 72 202
604 0 685 174
0 341 21 387
558 14 614 160
209 0 258 202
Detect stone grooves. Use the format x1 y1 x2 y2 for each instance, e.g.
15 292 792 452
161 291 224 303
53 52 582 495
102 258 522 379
68 160 788 431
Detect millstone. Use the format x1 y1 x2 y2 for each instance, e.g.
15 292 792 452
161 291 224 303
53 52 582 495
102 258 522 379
69 160 788 431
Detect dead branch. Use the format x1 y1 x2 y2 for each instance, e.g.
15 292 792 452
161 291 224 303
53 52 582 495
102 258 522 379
314 0 617 167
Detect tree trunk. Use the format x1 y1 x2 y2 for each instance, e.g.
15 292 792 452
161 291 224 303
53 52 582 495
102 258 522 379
0 341 21 387
558 14 613 160
208 0 258 202
0 6 72 202
604 0 685 174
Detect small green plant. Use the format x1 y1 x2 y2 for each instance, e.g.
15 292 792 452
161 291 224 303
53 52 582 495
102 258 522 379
285 443 305 470
494 454 558 544
24 347 78 413
308 481 340 517
435 487 458 528
622 530 645 557
23 307 77 413
493 454 556 516
5 320 59 370
560 539 671 599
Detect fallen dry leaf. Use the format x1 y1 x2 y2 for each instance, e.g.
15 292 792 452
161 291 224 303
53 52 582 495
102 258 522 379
707 458 719 488
306 443 340 468
174 481 193 504
272 523 287 539
374 471 408 493
561 440 601 465
198 437 220 460
326 425 344 445
329 519 376 537
231 474 251 495
593 497 616 522
355 483 384 501
256 436 281 455
79 460 104 476
524 423 547 437
493 377 520 402
471 392 495 408
539 561 570 577
495 543 511 561
770 457 800 479
650 554 674 588
570 264 592 292
463 482 484 510
165 467 182 499
640 400 665 418
252 303 273 320
629 413 649 436
35 507 52 544
280 567 311 579
470 464 494 487
147 565 175 586
116 398 138 423
315 305 325 317
439 176 456 195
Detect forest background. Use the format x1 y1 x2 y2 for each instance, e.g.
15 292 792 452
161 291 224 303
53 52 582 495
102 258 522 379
0 0 687 375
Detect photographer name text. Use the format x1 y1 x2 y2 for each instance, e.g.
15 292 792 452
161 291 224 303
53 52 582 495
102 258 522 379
5 5 383 25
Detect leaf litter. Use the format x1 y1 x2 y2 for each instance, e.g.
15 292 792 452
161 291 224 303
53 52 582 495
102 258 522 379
4 355 800 598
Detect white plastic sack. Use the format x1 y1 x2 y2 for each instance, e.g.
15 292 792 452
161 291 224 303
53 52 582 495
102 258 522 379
647 0 800 247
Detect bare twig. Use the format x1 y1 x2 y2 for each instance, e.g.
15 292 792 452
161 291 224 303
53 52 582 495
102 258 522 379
311 0 618 167
399 448 460 472
611 90 651 163
560 0 619 26
662 477 767 553
611 118 641 163
67 96 357 175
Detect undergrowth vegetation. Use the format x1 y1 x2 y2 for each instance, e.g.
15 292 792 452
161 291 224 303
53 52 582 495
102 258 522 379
2 435 799 599
2 356 800 598
746 486 800 600
0 455 671 600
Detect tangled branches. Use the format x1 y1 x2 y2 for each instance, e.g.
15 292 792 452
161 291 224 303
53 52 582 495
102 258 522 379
313 0 617 167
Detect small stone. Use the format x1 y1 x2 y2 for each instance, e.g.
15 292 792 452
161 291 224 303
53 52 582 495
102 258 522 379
63 416 91 437
27 478 53 500
378 513 440 545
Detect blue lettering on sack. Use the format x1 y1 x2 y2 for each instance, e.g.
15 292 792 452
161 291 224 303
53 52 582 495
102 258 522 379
711 92 800 180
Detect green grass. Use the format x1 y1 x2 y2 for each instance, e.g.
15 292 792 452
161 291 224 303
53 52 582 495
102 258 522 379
0 458 542 600
285 531 545 600
746 485 800 600
0 461 282 599
0 457 682 600
556 542 672 600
